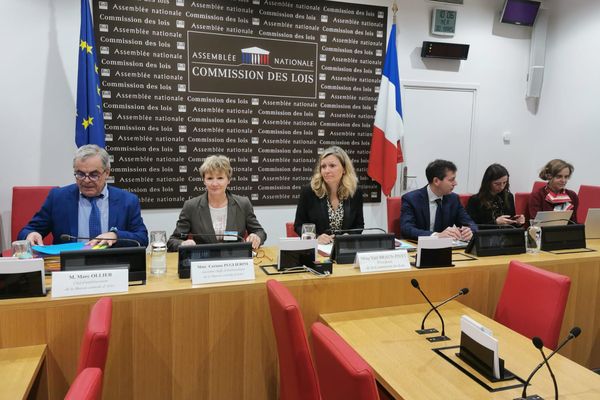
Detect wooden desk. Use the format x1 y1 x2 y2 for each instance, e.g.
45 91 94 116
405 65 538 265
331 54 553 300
321 302 600 399
0 242 598 399
0 344 47 400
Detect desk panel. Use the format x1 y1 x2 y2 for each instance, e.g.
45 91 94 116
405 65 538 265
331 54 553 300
0 242 598 399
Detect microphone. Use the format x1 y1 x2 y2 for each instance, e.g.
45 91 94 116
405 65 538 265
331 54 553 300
176 232 246 242
410 278 449 341
532 337 558 400
420 287 469 331
328 227 388 235
519 327 582 399
60 234 141 247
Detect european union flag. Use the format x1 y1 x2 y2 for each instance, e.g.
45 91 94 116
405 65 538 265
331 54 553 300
75 0 105 147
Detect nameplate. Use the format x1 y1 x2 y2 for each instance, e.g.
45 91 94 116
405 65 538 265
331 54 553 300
355 250 411 273
191 258 255 285
52 268 128 298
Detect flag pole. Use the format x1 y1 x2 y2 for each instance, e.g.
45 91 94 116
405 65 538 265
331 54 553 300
392 0 398 25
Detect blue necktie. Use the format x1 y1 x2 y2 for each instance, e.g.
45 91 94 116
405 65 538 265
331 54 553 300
434 198 443 232
88 196 102 239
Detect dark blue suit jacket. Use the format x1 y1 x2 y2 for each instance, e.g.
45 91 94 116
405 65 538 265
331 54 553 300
400 186 476 240
18 184 148 247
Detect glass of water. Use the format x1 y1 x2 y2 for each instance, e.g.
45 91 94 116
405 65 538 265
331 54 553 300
12 240 33 259
150 231 167 275
525 220 542 254
301 223 316 240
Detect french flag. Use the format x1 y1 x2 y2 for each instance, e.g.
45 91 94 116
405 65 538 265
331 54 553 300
368 24 404 197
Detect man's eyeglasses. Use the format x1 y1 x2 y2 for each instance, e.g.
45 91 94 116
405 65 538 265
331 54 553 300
74 171 104 182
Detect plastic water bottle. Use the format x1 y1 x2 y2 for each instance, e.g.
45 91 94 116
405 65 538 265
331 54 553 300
525 220 542 254
151 242 167 275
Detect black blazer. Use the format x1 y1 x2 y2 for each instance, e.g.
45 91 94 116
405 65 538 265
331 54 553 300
293 185 364 236
466 192 516 225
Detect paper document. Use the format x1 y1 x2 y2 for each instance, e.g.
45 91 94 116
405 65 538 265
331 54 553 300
318 243 333 256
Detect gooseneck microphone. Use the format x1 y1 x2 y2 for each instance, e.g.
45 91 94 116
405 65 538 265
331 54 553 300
410 278 448 341
60 234 141 247
519 327 581 399
420 287 469 331
532 337 558 400
177 232 246 242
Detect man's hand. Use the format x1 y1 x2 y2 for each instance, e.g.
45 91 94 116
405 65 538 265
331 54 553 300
86 231 118 248
317 233 335 244
26 232 44 246
437 226 461 240
459 226 473 241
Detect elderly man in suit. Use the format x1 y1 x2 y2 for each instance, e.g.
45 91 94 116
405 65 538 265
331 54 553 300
400 159 476 241
167 155 266 251
19 145 148 247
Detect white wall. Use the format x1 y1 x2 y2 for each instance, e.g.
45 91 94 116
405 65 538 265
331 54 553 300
3 0 597 250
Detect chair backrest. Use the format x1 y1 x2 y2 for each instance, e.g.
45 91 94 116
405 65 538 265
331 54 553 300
386 197 401 238
514 192 531 221
532 181 546 192
266 280 320 400
311 322 379 400
286 222 299 238
11 186 56 244
577 185 600 224
77 297 113 374
494 260 570 350
458 193 471 208
65 368 103 400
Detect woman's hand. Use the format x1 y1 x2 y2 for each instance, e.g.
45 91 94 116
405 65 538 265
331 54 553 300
317 233 334 245
180 239 196 246
246 233 261 250
495 215 514 225
514 214 525 225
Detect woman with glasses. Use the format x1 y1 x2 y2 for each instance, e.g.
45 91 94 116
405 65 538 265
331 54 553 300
529 159 578 223
167 155 266 251
293 146 364 245
466 164 525 226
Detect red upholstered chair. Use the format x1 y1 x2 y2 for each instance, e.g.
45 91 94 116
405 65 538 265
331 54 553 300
494 261 570 350
386 197 401 238
266 280 321 400
286 222 299 238
532 181 546 192
65 368 103 400
311 322 379 400
458 193 471 208
514 192 531 221
77 297 113 374
577 185 600 224
11 186 57 244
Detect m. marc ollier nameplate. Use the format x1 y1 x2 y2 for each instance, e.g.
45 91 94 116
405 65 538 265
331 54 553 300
191 259 255 285
355 250 411 273
52 269 129 298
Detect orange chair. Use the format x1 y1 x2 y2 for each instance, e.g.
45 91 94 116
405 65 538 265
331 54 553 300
77 297 113 374
458 193 471 208
266 280 321 400
286 222 299 237
577 185 600 224
11 186 57 244
494 261 570 350
386 197 401 238
65 368 103 400
311 322 379 400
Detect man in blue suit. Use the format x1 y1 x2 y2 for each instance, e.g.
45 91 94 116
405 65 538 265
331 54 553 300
18 145 148 247
400 159 476 241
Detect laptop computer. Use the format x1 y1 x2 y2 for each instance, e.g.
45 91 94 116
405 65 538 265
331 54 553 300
533 210 573 226
585 208 600 239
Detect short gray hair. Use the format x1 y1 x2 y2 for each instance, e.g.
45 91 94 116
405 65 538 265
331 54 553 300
199 155 232 179
73 145 111 170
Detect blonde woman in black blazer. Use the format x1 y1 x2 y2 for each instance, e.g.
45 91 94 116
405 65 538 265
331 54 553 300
294 146 364 244
167 155 266 251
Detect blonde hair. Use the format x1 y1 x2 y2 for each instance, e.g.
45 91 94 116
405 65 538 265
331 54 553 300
310 146 358 200
200 155 232 179
539 159 574 181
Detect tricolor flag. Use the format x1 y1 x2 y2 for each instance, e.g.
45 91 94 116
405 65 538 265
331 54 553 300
75 0 105 147
368 24 404 197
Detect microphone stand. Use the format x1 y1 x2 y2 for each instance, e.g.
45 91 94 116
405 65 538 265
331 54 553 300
420 288 469 331
411 279 450 342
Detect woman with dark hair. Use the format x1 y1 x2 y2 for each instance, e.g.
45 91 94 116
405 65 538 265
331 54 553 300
466 163 525 226
529 159 578 222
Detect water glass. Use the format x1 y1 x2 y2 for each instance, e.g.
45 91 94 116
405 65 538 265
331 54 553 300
301 223 316 240
525 219 542 254
12 240 33 259
150 231 167 275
